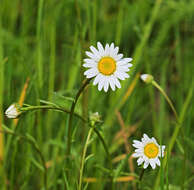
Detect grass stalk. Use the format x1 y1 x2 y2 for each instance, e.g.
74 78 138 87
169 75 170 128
46 23 56 139
36 0 44 145
66 79 91 156
36 0 44 91
93 127 114 189
0 11 5 164
78 127 93 190
151 81 179 121
154 85 193 189
0 14 6 189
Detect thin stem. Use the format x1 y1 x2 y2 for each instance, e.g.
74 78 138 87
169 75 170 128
20 105 85 122
151 81 179 122
138 168 145 190
154 84 193 189
93 128 112 168
93 127 114 189
139 168 145 181
66 78 91 156
78 127 93 190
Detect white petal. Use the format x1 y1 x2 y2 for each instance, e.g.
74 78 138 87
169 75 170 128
84 58 97 64
84 68 98 78
121 72 129 78
159 145 165 157
151 137 158 144
133 140 142 145
137 157 144 165
142 134 150 143
132 143 142 149
86 51 99 61
103 77 109 92
104 44 110 55
132 140 143 148
111 46 119 57
109 76 116 91
125 63 133 67
150 159 156 169
97 76 105 91
117 62 133 68
143 161 149 169
132 152 141 158
123 58 133 62
117 60 126 66
116 71 129 79
117 66 130 72
83 63 97 68
93 73 102 86
156 158 160 166
135 148 143 153
109 43 115 56
115 53 123 61
114 77 121 89
142 155 149 162
90 46 101 59
114 71 125 80
97 42 104 55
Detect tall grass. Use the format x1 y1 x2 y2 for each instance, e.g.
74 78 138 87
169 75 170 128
0 0 194 189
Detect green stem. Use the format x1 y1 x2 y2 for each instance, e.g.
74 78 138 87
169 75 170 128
151 81 179 122
20 105 85 122
93 128 112 169
154 84 193 189
66 78 91 156
78 127 93 190
139 168 145 181
138 168 145 190
93 127 114 189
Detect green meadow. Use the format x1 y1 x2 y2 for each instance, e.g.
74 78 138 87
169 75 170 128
0 0 194 189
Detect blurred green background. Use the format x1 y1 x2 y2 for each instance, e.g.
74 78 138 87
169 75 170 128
0 0 194 189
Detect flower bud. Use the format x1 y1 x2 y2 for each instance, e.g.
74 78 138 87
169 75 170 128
89 112 101 126
5 103 21 119
140 74 154 84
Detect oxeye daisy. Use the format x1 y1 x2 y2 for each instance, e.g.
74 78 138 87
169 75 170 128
132 134 165 169
83 42 133 92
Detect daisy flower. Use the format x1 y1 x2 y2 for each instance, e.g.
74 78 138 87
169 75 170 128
83 42 133 92
132 134 165 169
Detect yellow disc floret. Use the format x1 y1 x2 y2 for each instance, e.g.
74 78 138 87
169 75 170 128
144 143 159 158
98 57 116 75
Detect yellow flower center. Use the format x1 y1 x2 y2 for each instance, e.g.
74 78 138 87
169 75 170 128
144 143 159 158
98 57 116 75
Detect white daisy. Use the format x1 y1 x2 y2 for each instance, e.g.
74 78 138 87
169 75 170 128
132 134 165 169
5 103 21 119
83 42 133 92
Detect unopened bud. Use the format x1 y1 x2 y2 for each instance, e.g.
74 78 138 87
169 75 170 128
89 112 101 126
140 74 154 84
5 103 21 119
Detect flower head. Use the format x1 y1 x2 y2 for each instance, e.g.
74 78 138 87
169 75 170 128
132 134 165 169
83 42 133 92
5 103 21 119
140 74 153 84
